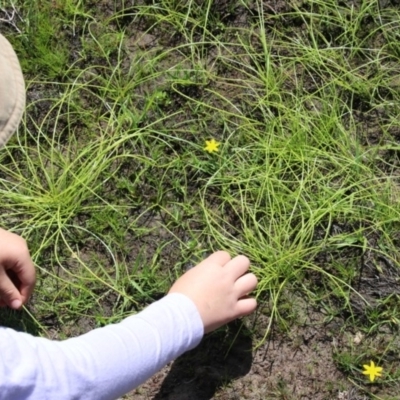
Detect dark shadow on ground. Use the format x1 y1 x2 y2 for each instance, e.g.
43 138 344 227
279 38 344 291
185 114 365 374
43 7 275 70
153 321 253 400
0 306 41 335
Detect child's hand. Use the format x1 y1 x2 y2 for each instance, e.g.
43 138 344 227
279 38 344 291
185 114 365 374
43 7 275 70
168 251 258 333
0 228 36 309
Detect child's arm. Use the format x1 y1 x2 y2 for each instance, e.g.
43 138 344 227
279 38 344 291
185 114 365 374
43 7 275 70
0 248 257 400
0 293 203 400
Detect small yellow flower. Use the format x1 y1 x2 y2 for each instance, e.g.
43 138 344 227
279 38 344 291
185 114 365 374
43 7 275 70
204 139 220 153
362 361 383 382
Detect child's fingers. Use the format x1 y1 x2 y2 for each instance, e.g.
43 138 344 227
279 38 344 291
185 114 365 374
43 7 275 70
19 280 35 304
201 251 231 267
0 268 22 309
14 260 36 304
235 297 257 317
235 273 258 297
226 255 251 278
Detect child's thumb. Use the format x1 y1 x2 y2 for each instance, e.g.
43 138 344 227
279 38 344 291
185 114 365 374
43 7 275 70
0 269 22 309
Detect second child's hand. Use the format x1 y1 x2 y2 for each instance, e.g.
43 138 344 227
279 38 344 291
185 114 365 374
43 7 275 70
0 228 36 309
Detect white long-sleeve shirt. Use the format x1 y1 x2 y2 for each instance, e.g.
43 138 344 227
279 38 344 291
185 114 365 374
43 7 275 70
0 293 204 400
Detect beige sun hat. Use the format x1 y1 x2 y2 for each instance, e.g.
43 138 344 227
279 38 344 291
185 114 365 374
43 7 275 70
0 33 25 148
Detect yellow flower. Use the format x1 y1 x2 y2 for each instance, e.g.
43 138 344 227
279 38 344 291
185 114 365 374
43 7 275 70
204 139 220 153
362 361 383 382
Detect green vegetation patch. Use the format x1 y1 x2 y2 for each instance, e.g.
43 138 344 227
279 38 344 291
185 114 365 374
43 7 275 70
2 0 400 398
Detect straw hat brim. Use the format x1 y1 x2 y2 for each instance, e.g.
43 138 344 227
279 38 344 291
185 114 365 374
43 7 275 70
0 33 25 148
